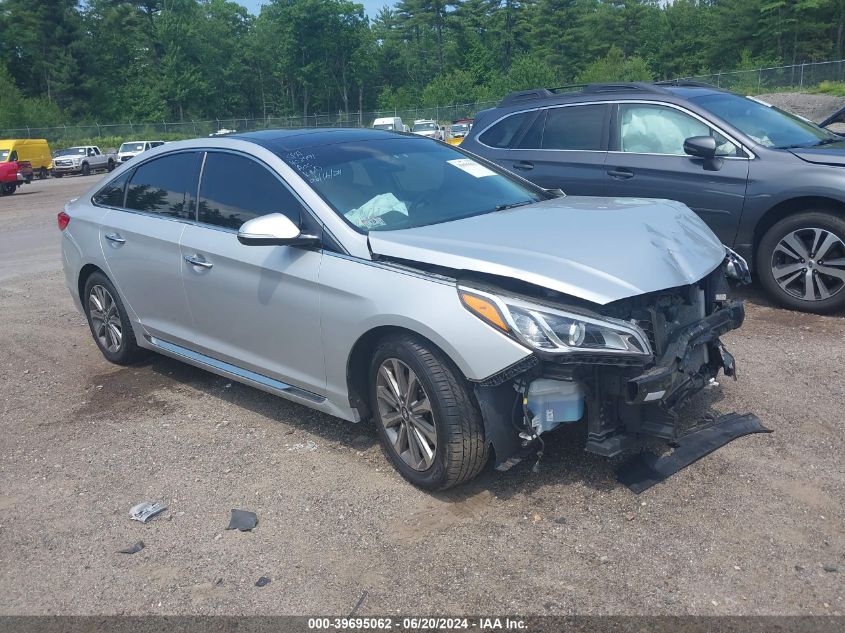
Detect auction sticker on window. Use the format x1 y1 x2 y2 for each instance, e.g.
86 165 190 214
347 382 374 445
447 158 496 178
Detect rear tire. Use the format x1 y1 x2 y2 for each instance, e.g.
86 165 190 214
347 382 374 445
107 159 115 172
38 167 48 179
1 183 16 195
82 272 145 365
757 210 845 314
369 333 489 490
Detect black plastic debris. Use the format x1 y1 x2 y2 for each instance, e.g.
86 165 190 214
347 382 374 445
117 541 145 555
129 502 168 523
349 591 368 617
255 576 271 587
617 413 771 494
226 509 258 531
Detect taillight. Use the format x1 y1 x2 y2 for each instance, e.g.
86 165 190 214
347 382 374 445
57 211 70 231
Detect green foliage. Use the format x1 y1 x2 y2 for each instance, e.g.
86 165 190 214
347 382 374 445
814 80 845 96
1 0 844 131
575 47 652 84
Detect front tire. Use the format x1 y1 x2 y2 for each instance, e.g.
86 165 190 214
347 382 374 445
757 211 845 313
81 162 91 176
369 334 489 490
83 272 145 365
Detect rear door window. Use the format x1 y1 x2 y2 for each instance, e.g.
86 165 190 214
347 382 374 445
125 152 199 219
93 170 132 207
478 111 533 148
197 152 304 230
542 105 607 150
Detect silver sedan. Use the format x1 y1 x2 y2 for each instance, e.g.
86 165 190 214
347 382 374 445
60 129 747 489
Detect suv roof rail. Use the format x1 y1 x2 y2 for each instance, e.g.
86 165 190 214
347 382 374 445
654 79 720 89
499 81 676 106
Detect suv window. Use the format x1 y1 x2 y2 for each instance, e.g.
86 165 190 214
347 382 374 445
126 152 198 219
479 111 532 148
198 152 304 230
518 105 606 150
619 104 737 156
93 170 132 207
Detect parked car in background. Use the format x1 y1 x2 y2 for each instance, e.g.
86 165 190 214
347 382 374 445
372 117 409 132
117 140 165 163
60 129 749 490
446 119 473 146
461 81 845 313
0 148 33 195
52 146 116 177
412 119 443 140
0 138 52 179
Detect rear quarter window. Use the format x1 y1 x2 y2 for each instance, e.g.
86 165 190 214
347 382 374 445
478 111 533 148
92 170 132 207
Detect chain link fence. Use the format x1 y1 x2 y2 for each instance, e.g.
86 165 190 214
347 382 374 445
680 58 845 94
3 59 845 145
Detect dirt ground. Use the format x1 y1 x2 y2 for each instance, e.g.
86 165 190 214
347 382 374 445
0 175 843 616
757 92 845 122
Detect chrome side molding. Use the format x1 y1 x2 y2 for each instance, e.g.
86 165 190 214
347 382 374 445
146 335 325 404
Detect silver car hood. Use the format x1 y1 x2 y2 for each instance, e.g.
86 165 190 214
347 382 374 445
368 197 725 305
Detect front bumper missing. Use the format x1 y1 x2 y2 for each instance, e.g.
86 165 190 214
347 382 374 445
616 413 771 493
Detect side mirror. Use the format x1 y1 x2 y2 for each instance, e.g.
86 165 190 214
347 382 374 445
683 136 717 159
237 213 319 246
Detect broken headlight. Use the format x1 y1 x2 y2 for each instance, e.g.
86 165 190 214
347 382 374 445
459 286 652 356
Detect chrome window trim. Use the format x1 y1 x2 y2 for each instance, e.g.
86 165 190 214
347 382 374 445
474 98 756 159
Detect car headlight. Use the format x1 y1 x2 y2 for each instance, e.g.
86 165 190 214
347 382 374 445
458 286 651 356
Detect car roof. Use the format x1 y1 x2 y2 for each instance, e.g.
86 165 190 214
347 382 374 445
232 128 416 151
495 81 726 110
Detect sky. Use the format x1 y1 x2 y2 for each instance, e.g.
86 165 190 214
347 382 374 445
237 0 393 19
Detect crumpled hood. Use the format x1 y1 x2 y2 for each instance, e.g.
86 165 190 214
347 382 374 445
368 197 725 305
789 145 845 167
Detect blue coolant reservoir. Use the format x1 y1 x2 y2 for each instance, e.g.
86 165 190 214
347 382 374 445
527 378 585 434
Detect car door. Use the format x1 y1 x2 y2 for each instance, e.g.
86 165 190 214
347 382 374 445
506 103 610 195
99 151 200 346
179 150 325 394
603 102 750 244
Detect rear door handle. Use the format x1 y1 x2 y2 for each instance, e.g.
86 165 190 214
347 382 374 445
104 233 125 244
607 168 634 180
513 160 534 171
184 254 213 269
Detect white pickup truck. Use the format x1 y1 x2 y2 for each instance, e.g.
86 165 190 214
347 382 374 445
52 146 116 177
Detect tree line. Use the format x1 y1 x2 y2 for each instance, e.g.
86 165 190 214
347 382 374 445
1 0 843 128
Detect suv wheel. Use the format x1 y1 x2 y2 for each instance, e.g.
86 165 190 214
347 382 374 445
81 162 91 176
83 272 145 364
757 211 845 313
370 334 489 490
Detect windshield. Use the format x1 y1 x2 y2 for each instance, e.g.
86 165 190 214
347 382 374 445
692 93 839 149
120 142 145 153
373 123 395 130
0 149 9 161
451 123 469 133
55 148 87 157
280 138 547 233
413 122 437 132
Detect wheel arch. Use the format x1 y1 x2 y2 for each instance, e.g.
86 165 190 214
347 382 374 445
77 263 107 305
753 196 845 260
345 325 467 422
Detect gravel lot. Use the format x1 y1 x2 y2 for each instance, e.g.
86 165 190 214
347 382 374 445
0 175 843 616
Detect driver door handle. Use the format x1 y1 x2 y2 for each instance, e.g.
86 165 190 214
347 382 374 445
607 168 634 180
104 233 125 244
513 160 534 171
184 254 213 269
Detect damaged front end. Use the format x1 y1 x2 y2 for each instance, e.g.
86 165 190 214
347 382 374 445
469 251 751 466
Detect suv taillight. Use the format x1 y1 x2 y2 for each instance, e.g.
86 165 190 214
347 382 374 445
57 211 70 231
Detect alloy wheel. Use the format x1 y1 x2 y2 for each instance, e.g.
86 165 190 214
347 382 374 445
88 285 123 353
771 227 845 301
375 358 437 471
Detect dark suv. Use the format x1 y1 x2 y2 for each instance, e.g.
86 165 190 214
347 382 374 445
461 81 845 313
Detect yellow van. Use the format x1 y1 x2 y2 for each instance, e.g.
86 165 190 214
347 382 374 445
0 139 53 177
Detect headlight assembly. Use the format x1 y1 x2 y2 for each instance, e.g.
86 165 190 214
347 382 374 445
458 286 651 356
